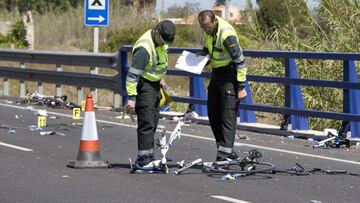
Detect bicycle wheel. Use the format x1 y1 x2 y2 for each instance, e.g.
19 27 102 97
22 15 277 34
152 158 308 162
202 161 276 174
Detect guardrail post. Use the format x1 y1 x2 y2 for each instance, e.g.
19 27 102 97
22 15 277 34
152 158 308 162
3 78 9 96
113 75 122 110
19 62 26 98
77 87 84 105
343 60 360 138
112 51 122 110
37 82 43 94
239 81 256 122
90 67 98 104
55 64 62 97
285 58 309 130
190 76 207 116
113 90 121 109
120 50 129 106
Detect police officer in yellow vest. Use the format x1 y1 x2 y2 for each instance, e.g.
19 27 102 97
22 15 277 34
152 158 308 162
198 10 247 161
126 20 176 169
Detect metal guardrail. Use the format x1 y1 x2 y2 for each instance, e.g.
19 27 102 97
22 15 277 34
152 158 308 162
0 48 121 107
120 45 360 138
0 47 358 138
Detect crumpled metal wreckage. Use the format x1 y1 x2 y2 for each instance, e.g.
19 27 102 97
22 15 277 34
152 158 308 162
21 92 80 109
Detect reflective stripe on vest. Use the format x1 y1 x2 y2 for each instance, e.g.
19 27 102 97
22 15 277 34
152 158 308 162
213 27 234 61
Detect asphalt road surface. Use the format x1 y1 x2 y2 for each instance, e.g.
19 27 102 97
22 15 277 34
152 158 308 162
0 97 359 203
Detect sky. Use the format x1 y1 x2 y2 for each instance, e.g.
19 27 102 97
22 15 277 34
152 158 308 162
156 0 320 12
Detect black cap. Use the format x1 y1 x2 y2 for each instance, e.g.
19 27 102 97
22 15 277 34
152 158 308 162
156 20 176 43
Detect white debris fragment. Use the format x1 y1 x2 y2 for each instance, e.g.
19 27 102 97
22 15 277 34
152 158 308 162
324 128 338 136
37 109 47 117
55 132 66 136
184 111 199 119
39 131 66 136
176 160 185 168
40 131 55 136
25 106 35 111
221 174 236 181
29 125 43 131
8 129 16 134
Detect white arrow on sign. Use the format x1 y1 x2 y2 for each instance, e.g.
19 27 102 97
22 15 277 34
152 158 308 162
88 15 105 23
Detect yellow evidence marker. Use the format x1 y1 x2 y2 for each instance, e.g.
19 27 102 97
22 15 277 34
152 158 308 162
37 116 46 127
73 108 81 120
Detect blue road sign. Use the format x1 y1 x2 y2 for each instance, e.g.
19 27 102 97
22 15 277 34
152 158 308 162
84 0 109 26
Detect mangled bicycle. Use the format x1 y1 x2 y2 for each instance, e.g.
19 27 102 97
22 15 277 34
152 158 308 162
201 149 276 175
128 119 357 178
129 119 191 174
128 119 308 176
128 120 275 175
200 149 312 179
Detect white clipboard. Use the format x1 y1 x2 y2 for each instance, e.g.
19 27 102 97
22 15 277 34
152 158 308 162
175 51 209 75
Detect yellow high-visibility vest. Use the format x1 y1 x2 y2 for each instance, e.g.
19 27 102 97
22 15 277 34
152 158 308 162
203 16 239 68
132 30 168 82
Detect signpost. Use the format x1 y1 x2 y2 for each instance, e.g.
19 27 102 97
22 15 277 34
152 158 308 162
84 0 109 103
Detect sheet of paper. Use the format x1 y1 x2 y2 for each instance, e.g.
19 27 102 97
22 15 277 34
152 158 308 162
175 50 208 75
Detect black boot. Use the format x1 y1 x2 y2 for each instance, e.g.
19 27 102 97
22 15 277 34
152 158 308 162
134 155 155 170
216 151 239 161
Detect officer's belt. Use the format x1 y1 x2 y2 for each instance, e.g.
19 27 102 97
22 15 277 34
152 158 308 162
140 77 160 84
212 63 235 72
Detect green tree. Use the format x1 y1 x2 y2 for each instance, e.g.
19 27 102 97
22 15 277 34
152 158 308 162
250 0 360 130
165 2 200 18
0 20 28 48
0 0 80 13
215 0 225 6
256 0 310 36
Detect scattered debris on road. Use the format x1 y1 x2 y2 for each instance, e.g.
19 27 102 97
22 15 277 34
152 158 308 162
20 92 79 109
39 131 66 136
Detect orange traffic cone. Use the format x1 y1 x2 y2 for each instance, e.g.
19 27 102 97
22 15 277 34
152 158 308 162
67 94 109 168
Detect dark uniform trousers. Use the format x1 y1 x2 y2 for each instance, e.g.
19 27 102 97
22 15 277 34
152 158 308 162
207 65 238 159
135 77 161 152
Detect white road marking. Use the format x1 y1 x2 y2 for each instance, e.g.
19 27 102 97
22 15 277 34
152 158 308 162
0 141 33 151
0 102 359 165
211 195 251 203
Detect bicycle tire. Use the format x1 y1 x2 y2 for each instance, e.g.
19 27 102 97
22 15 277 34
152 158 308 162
202 161 276 174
